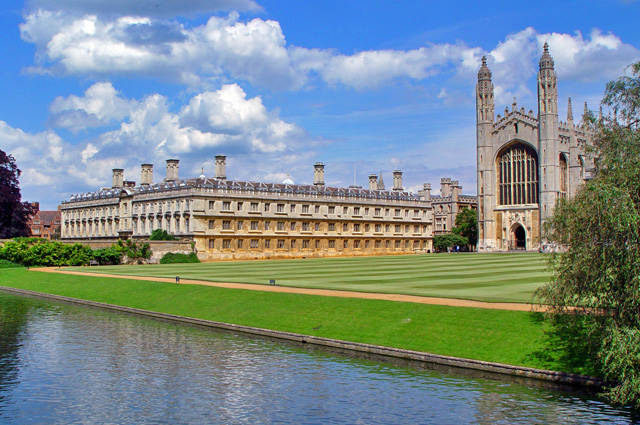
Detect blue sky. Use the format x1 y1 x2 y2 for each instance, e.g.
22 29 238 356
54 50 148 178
1 0 639 209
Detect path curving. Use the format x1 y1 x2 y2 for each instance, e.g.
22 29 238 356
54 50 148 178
31 267 545 312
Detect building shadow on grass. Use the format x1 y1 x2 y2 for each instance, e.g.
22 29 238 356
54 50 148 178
525 312 603 377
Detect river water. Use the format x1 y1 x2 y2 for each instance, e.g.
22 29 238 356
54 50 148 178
0 291 637 424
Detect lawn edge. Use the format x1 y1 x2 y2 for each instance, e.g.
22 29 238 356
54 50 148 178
0 285 602 389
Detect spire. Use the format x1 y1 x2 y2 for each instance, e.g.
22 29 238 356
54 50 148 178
377 172 385 190
477 56 492 81
567 97 573 122
539 42 555 70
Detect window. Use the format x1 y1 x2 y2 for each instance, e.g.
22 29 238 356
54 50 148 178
385 224 390 232
265 203 271 212
290 204 296 213
365 224 370 232
265 240 271 249
405 225 410 232
395 209 401 216
314 223 320 231
414 225 420 233
250 202 259 212
237 220 243 230
291 240 296 248
223 201 231 211
302 222 310 231
364 208 369 216
395 225 401 233
375 224 381 232
223 239 231 249
498 142 539 205
315 206 320 213
395 240 401 248
208 220 215 229
414 210 419 217
277 204 285 213
290 222 296 231
209 201 215 210
237 202 244 211
343 223 349 231
405 210 409 217
250 239 259 249
222 220 231 230
315 240 320 249
328 223 335 231
560 154 568 199
329 240 335 249
209 239 215 249
302 240 310 249
238 239 243 248
277 239 285 249
343 240 348 248
302 205 310 213
386 240 390 248
329 206 335 214
277 221 285 231
354 240 360 248
251 221 259 230
414 240 420 248
365 240 370 248
264 221 270 230
375 240 381 248
343 206 349 214
375 208 381 216
33 219 40 224
354 224 361 232
354 207 360 215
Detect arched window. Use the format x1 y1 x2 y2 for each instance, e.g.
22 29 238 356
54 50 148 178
559 154 568 199
497 142 539 205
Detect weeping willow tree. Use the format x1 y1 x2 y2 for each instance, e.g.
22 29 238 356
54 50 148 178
538 62 640 406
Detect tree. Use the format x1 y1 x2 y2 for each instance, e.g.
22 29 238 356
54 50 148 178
452 208 478 249
149 229 177 241
0 150 35 239
537 61 640 406
433 233 468 252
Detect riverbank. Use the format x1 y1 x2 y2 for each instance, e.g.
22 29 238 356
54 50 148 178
0 267 598 381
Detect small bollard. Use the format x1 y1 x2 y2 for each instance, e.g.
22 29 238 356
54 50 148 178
176 276 180 284
269 279 276 286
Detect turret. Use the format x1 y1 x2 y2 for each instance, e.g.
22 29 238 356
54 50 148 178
140 164 153 186
452 180 461 201
440 178 451 198
537 42 560 226
418 183 431 201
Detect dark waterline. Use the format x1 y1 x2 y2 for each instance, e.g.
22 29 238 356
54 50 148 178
0 291 638 424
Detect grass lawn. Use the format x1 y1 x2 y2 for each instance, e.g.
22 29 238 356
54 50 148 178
0 267 576 374
84 252 550 304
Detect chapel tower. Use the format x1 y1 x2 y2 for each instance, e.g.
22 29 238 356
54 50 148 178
476 56 495 248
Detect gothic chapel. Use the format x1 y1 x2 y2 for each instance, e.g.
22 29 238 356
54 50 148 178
476 43 594 251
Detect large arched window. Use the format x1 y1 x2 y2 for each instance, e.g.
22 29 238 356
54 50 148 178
559 153 568 199
497 142 539 205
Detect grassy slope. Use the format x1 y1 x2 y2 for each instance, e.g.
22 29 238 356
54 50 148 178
85 253 549 303
0 267 575 374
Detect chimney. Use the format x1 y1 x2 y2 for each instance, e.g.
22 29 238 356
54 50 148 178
418 183 431 201
392 170 403 191
112 168 124 189
140 164 153 186
368 174 378 190
165 159 179 183
440 178 451 197
452 180 461 201
313 162 325 187
215 155 227 180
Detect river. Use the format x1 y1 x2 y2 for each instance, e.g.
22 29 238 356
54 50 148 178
0 291 637 424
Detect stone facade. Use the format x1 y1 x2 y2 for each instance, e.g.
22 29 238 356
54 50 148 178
476 43 594 252
60 157 434 260
427 179 477 236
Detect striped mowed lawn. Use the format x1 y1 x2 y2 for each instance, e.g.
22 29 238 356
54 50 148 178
85 252 550 303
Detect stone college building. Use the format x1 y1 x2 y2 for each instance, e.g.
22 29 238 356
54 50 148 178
476 43 594 251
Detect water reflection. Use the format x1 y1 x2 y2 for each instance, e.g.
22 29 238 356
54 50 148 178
0 290 638 424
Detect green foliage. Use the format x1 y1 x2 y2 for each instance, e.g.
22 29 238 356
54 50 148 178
159 252 200 264
92 247 123 265
452 208 478 249
538 61 640 406
0 259 21 268
0 238 92 266
433 233 468 252
116 239 152 263
0 149 36 238
149 229 177 241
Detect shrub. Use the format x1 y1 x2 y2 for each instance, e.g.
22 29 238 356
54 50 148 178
149 229 177 241
0 239 93 266
92 247 123 265
116 239 152 264
0 259 21 268
159 252 200 264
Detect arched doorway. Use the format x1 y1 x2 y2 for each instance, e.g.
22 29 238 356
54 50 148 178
512 224 526 250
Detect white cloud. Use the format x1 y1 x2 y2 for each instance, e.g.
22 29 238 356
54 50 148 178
49 82 137 131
